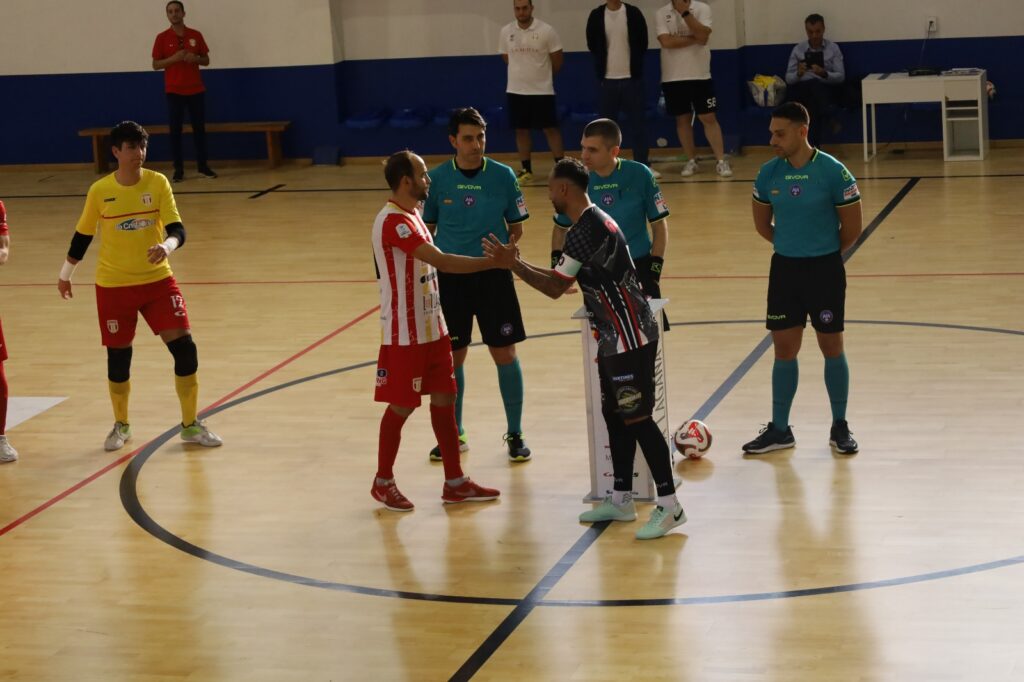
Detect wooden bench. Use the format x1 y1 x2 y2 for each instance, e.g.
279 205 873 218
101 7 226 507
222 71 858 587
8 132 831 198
78 121 291 173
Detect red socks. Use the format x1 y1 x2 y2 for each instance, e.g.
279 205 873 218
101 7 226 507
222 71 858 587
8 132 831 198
376 407 409 480
0 364 8 435
430 403 465 481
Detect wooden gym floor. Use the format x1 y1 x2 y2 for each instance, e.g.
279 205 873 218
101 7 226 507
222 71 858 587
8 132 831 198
1 145 1023 681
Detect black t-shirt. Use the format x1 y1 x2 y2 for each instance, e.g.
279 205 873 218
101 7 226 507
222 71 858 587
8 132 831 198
554 205 658 356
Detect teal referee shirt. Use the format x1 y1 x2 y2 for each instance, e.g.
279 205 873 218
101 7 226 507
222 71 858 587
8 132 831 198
753 149 860 257
422 157 529 257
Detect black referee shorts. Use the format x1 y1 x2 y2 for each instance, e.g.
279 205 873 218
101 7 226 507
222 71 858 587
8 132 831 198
766 251 846 333
438 269 527 351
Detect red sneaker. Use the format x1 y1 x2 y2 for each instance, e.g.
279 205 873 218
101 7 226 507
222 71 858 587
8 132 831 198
441 478 500 504
371 480 414 512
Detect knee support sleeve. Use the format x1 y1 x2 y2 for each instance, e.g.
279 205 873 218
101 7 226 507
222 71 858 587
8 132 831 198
166 335 198 377
106 346 133 383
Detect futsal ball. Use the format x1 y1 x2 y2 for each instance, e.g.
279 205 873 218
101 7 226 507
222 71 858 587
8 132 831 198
673 419 712 459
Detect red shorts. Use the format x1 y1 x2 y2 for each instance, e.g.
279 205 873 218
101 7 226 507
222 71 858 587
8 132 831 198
0 317 7 362
374 336 457 408
95 277 191 347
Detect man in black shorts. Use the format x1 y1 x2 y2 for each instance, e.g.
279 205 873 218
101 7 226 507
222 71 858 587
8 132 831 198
422 108 532 462
744 102 862 455
486 158 685 540
656 0 732 178
500 0 565 183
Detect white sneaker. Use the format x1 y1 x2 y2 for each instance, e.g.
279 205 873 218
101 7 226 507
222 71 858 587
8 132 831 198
180 420 223 447
648 167 662 180
680 159 699 177
0 435 17 463
104 421 132 451
716 159 734 178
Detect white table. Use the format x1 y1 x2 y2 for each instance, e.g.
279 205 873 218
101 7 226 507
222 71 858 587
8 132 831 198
862 70 989 161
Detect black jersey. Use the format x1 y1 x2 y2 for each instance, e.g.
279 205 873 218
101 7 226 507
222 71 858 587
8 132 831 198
553 205 658 356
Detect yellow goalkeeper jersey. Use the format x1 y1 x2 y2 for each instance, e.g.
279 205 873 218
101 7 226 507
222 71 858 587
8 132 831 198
74 169 182 287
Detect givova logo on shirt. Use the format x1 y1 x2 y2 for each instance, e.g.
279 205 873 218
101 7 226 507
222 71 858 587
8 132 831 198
116 217 156 231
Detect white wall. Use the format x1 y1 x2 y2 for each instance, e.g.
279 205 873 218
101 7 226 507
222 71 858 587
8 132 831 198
0 0 335 76
743 0 1024 45
2 0 1021 76
335 0 742 60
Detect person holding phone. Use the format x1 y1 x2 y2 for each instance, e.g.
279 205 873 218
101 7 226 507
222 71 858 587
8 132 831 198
785 13 845 148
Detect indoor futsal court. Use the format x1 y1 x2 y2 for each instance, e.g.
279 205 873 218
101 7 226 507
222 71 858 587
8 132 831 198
1 145 1022 681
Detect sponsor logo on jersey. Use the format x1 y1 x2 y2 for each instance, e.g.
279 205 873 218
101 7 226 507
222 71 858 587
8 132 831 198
443 198 453 205
516 195 527 216
141 193 153 206
103 197 116 203
785 174 810 180
654 191 668 213
592 183 618 191
456 183 483 191
819 309 834 324
841 168 853 181
601 193 615 206
771 189 780 195
464 195 476 207
612 373 635 382
116 217 156 231
616 385 642 414
789 185 802 197
395 222 412 239
843 183 860 200
419 271 437 284
375 368 388 387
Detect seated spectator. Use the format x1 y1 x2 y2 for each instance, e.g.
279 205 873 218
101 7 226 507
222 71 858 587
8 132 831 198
785 13 844 147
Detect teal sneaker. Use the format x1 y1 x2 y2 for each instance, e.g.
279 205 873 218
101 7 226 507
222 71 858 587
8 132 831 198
104 421 132 451
429 430 468 462
635 503 687 540
579 496 637 523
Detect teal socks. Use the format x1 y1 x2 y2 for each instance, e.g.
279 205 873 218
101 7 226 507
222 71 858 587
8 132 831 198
496 358 524 435
771 358 799 432
824 353 849 422
454 364 466 433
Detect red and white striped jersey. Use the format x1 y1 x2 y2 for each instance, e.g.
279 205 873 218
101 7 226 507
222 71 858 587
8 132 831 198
372 200 448 346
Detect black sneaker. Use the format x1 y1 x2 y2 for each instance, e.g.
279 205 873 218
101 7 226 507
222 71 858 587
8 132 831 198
829 419 858 454
197 166 218 179
504 432 531 462
172 170 184 183
742 422 796 454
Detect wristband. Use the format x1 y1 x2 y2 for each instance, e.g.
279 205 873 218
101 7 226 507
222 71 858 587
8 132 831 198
551 250 563 268
649 256 664 281
162 236 180 252
59 260 77 282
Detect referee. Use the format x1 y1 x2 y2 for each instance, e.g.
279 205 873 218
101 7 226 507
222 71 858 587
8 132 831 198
551 118 670 327
743 102 862 455
422 108 532 462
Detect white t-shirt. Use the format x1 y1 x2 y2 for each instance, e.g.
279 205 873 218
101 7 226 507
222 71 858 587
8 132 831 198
656 1 713 82
499 19 563 95
604 6 631 79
